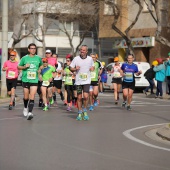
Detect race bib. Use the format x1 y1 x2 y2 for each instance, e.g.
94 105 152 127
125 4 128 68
62 76 66 81
8 71 16 78
124 72 133 82
66 77 72 84
42 81 50 87
113 72 121 78
91 72 96 79
27 71 36 79
79 73 88 81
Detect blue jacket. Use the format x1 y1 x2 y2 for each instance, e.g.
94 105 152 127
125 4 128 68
153 64 165 82
164 60 170 76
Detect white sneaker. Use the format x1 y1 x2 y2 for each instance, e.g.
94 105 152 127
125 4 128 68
27 112 33 120
23 108 28 117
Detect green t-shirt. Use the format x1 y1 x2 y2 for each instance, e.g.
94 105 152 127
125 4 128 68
19 55 42 83
41 65 55 81
91 61 100 81
64 67 73 85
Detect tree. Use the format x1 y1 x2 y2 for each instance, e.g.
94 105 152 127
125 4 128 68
104 0 143 56
144 0 170 47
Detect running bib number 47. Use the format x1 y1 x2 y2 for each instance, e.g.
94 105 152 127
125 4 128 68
27 71 36 79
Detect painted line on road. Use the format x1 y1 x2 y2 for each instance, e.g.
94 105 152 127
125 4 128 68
0 117 23 121
123 123 170 152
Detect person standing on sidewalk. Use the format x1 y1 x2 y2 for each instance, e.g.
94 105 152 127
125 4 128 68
153 58 166 99
69 45 94 120
143 60 158 95
164 52 170 94
121 54 142 111
2 51 19 110
18 43 42 120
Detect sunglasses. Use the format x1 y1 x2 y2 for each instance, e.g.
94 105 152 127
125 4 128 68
43 61 48 63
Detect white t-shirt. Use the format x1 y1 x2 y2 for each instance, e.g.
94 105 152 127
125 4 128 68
54 62 62 80
70 56 94 85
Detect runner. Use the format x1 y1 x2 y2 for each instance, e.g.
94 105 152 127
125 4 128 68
45 49 57 67
53 54 64 106
18 43 42 120
38 58 56 111
121 54 142 111
63 56 74 111
2 51 19 110
99 62 108 93
89 53 103 111
111 57 122 105
70 45 94 120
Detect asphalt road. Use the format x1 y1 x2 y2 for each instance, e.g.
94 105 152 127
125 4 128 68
0 87 170 170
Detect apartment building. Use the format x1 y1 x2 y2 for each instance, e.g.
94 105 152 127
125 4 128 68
99 0 170 64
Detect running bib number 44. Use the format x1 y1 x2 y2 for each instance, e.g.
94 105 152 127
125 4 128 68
8 71 16 78
27 71 36 79
42 81 50 86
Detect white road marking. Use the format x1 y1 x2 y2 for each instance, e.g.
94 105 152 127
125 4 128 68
0 117 23 121
123 123 170 152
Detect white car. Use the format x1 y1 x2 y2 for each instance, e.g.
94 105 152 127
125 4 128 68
103 62 150 90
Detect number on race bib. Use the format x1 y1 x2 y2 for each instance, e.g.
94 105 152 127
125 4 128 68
66 77 72 84
42 81 50 86
79 73 88 81
91 72 96 78
8 71 16 78
27 71 36 79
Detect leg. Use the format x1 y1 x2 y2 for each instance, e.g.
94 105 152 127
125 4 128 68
113 83 118 101
41 86 47 106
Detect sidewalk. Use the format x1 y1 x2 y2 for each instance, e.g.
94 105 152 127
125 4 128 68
156 124 170 141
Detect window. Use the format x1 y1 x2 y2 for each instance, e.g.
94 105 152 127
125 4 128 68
104 0 117 15
143 0 155 12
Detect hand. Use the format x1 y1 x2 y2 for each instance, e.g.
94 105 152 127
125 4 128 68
69 72 73 75
89 66 94 71
76 66 80 70
25 63 30 68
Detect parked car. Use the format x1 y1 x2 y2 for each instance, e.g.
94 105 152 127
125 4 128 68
103 62 150 90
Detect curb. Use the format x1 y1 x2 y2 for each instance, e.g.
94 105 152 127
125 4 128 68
156 124 170 141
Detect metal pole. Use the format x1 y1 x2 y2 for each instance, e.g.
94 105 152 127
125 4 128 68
1 0 8 97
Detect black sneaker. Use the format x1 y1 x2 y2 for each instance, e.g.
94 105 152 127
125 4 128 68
9 105 13 110
121 102 126 108
115 100 118 105
39 99 43 107
127 105 132 111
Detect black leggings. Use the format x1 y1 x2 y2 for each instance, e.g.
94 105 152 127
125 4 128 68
65 85 74 103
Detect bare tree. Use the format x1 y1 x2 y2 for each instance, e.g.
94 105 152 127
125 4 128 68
144 0 170 47
104 0 143 56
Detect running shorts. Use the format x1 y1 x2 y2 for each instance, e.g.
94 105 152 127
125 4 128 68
76 84 90 95
6 79 17 91
53 80 62 89
91 81 99 86
122 81 135 91
111 78 122 84
22 82 38 89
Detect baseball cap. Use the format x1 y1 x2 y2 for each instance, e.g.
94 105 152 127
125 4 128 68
156 58 163 64
10 51 17 56
42 58 48 62
46 49 52 53
66 54 72 59
152 60 158 66
114 57 119 62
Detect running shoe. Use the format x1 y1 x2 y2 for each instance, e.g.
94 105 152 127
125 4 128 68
27 112 33 120
155 95 158 99
89 105 94 111
83 111 89 121
43 106 48 111
127 105 132 111
115 100 118 105
93 100 98 107
76 113 82 121
9 105 13 110
50 98 54 105
67 106 72 111
38 99 43 107
23 108 28 117
143 90 147 96
121 102 126 108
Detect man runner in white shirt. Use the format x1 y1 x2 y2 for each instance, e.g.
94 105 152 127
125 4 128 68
70 45 94 121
